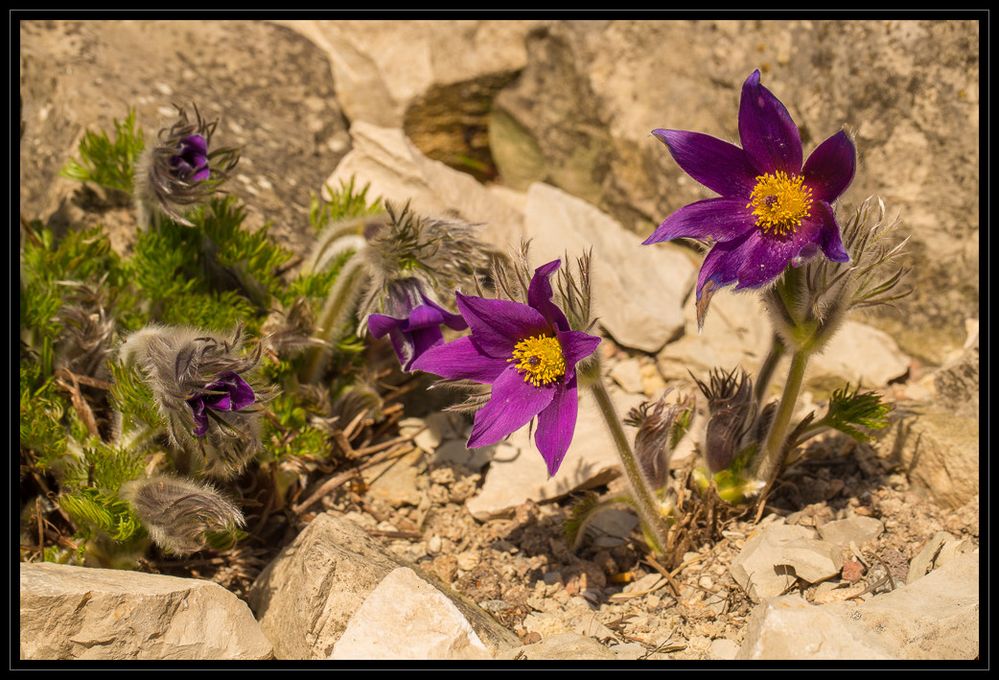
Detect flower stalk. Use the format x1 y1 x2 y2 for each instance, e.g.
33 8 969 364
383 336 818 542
584 361 671 556
753 347 810 494
301 257 369 384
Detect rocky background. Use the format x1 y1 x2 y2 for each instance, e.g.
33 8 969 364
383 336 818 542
19 19 980 662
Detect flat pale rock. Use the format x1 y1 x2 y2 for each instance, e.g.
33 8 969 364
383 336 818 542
364 449 426 508
327 122 525 251
249 512 517 659
608 358 644 395
730 524 843 603
906 531 974 584
807 320 910 389
524 182 694 353
738 551 979 660
877 408 978 509
466 388 645 520
497 632 616 660
817 516 885 548
657 287 772 383
20 563 272 660
330 567 491 660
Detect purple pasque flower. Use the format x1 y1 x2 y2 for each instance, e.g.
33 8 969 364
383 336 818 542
367 278 468 371
170 134 211 183
645 70 855 318
411 260 602 476
186 370 256 437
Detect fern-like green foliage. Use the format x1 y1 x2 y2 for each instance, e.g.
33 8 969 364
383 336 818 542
108 361 165 436
60 109 145 194
260 357 333 462
60 488 145 543
19 363 68 471
822 384 892 442
310 177 382 233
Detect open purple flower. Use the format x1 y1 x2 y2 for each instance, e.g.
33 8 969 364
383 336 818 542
367 279 468 371
170 134 211 183
411 260 601 476
645 70 855 319
186 370 256 437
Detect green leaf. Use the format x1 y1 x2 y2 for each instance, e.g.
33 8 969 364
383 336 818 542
310 177 382 233
823 384 893 442
60 109 145 194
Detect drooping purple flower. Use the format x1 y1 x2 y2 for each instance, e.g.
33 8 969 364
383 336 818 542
411 260 602 476
644 70 855 322
170 134 211 183
186 370 256 437
367 278 468 371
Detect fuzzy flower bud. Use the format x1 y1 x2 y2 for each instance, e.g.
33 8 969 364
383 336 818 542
624 391 692 490
122 475 244 555
119 324 263 479
136 104 239 227
693 367 760 474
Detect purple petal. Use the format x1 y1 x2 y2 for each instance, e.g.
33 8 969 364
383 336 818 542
188 398 209 437
809 200 850 263
739 70 802 175
385 326 410 367
403 303 448 331
803 130 856 204
420 295 467 331
467 365 555 449
191 165 211 182
643 198 756 245
410 335 509 383
206 393 233 411
558 329 601 374
695 230 754 300
455 293 549 359
403 326 445 371
183 134 208 155
527 260 570 332
652 129 759 198
732 220 823 290
368 313 402 339
534 378 579 477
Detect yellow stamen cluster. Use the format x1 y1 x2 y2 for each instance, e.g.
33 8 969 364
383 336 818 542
509 335 566 387
747 171 813 237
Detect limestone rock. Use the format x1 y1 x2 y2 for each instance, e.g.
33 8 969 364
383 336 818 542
465 388 645 520
807 320 910 390
933 322 979 417
708 638 741 661
20 20 350 255
657 286 772 383
730 524 843 603
329 567 491 660
249 513 517 659
20 563 272 660
327 122 525 251
817 516 885 548
523 182 694 353
608 358 644 395
907 531 974 584
877 408 978 509
738 551 979 660
496 632 616 660
364 449 426 508
280 20 537 129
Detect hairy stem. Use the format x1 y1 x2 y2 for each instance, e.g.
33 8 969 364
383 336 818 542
588 370 670 557
754 333 785 403
753 348 810 495
301 257 369 384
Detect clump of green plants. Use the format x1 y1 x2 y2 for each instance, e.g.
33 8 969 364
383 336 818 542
19 105 388 569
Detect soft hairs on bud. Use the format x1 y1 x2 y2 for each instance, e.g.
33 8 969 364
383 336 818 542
120 324 263 479
135 103 239 227
625 390 691 490
122 475 244 555
693 367 760 474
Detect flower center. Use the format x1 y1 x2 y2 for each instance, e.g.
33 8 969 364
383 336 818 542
747 171 813 237
510 335 566 387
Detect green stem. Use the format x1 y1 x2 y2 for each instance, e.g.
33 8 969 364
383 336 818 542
754 349 810 494
754 333 785 403
301 258 369 384
587 370 670 557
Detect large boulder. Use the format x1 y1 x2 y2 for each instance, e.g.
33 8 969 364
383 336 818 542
248 512 518 659
20 562 272 660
